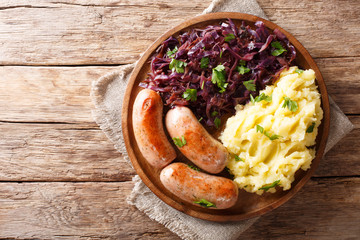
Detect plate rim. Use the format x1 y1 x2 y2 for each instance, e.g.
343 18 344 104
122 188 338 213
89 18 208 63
122 12 330 222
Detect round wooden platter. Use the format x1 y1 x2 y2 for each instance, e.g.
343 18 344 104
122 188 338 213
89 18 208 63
122 12 330 222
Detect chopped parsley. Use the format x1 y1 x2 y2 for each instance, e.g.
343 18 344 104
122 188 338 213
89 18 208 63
214 117 221 129
200 57 209 69
236 65 251 75
239 60 246 66
295 69 304 74
201 80 205 89
188 165 200 171
259 180 280 192
250 93 272 103
182 88 197 102
194 199 216 208
250 94 255 103
271 41 287 56
256 124 281 140
172 135 186 147
169 59 187 73
211 64 228 93
306 122 316 133
224 33 235 42
211 111 218 117
234 155 244 162
243 79 256 91
166 46 178 58
282 97 298 112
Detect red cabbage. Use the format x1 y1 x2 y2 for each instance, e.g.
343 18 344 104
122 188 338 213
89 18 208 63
140 19 296 128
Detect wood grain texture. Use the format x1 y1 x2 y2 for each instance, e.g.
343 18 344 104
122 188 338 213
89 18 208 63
0 0 359 65
0 57 358 125
0 0 358 238
0 0 210 65
0 178 359 239
0 122 135 181
0 116 358 181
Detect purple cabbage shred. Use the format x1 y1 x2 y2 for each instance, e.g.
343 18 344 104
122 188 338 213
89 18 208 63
140 19 296 128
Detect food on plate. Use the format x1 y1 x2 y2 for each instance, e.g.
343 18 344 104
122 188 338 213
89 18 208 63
165 106 228 173
140 19 296 128
219 66 323 194
132 89 176 168
160 162 238 209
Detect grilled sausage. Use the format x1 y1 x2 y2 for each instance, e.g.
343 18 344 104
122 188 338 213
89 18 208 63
160 162 238 209
132 89 176 168
165 106 228 173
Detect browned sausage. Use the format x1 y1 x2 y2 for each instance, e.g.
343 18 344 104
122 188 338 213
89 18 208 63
160 162 238 209
165 106 228 173
132 89 176 168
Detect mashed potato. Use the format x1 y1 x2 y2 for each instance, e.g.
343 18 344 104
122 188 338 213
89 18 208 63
219 66 323 194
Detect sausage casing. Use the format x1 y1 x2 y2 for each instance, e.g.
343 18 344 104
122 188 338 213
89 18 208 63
165 106 228 173
132 89 176 168
160 162 238 209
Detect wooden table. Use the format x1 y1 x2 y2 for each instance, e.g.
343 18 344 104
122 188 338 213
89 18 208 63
0 0 359 239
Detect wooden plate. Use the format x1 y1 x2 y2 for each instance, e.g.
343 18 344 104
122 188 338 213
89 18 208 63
122 12 330 222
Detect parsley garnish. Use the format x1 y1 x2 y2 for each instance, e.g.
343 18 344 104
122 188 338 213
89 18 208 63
200 57 209 69
211 111 218 117
236 65 251 75
256 124 281 140
169 59 187 73
234 155 244 162
214 117 221 129
201 80 205 89
188 165 200 171
271 41 287 56
306 122 316 133
166 46 178 58
182 89 197 102
172 135 186 147
194 199 216 208
256 124 264 133
243 79 256 91
250 94 255 103
251 93 272 103
224 33 235 42
259 180 280 192
211 64 228 93
239 60 246 66
295 69 304 74
282 97 298 112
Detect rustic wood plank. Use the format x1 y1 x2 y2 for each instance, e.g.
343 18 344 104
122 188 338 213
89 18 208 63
0 122 135 181
0 178 359 239
0 0 210 65
0 116 358 181
259 0 360 59
0 0 358 65
0 57 358 124
316 115 360 177
241 177 360 239
0 66 115 123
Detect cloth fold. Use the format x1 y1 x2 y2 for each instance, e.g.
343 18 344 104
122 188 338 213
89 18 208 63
90 0 354 239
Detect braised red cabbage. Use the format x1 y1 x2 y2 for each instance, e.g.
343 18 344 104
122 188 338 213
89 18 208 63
140 19 296 127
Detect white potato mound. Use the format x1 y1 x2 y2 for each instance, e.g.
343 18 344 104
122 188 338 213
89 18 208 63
219 66 323 194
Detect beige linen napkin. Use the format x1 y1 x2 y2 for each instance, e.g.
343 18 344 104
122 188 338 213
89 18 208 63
91 1 354 239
